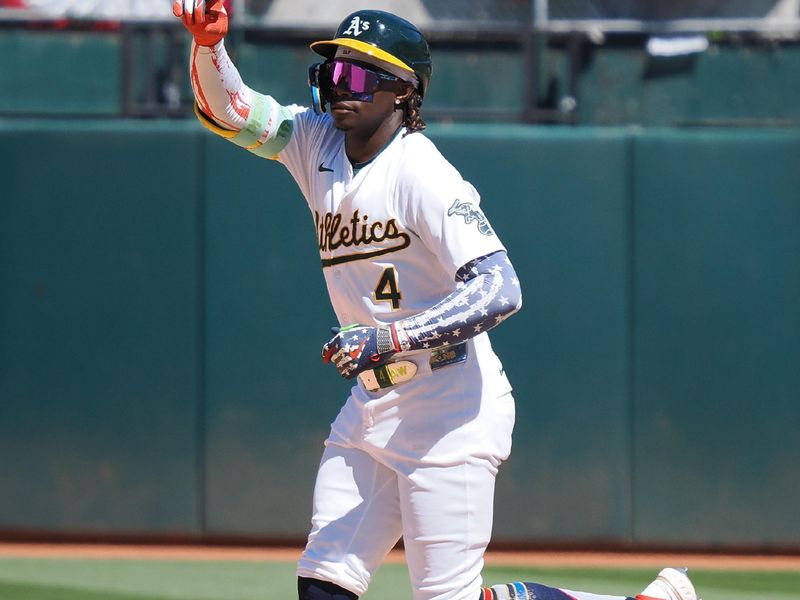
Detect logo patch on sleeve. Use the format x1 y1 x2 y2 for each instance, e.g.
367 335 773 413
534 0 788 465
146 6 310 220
447 199 494 236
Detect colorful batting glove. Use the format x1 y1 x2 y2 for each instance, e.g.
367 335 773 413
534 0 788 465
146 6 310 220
321 324 400 380
173 0 228 46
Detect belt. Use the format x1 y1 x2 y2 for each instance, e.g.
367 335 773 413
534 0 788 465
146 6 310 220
358 342 468 392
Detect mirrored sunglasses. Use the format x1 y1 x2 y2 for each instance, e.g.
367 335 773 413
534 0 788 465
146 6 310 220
319 60 404 101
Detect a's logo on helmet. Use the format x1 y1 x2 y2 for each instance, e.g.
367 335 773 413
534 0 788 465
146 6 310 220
342 16 370 37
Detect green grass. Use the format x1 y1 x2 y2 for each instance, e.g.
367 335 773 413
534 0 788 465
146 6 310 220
0 557 797 600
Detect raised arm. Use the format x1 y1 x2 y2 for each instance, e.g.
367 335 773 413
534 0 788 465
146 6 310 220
173 0 251 130
174 0 297 158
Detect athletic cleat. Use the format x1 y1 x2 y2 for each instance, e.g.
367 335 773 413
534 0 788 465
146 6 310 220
636 568 699 600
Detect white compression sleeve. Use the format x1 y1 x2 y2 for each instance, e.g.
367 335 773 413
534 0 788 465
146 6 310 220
190 39 253 131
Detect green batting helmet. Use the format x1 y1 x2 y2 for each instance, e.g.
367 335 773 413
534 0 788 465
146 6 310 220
310 10 432 97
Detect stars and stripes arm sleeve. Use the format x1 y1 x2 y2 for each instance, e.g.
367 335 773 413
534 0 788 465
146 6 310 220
391 250 523 352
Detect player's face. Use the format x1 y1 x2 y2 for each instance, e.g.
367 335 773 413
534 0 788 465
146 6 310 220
322 60 413 133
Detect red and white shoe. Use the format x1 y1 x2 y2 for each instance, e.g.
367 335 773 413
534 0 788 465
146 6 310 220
636 568 698 600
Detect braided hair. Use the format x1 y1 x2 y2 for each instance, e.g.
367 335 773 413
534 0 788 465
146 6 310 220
403 90 426 135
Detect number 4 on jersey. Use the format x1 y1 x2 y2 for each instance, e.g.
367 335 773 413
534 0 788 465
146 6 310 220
374 267 402 310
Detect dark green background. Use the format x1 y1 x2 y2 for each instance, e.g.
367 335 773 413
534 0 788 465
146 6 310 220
1 121 798 548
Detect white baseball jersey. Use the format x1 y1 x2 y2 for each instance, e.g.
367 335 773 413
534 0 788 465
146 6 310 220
279 107 503 326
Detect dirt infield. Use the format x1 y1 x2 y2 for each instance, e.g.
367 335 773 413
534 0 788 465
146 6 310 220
0 543 798 571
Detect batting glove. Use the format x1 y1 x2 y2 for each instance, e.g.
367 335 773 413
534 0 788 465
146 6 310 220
322 324 400 380
173 0 228 46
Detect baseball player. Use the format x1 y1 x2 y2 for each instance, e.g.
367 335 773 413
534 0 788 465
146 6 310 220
173 3 700 600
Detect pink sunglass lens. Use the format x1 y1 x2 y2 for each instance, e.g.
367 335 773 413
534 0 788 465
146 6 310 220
332 61 346 85
349 66 368 93
330 61 374 94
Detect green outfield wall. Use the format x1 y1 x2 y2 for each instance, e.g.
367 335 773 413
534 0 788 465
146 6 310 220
1 121 798 549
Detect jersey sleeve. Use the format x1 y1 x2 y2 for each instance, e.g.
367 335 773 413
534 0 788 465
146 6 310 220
274 108 337 198
398 140 506 280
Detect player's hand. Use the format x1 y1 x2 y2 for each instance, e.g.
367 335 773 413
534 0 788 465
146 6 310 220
173 0 228 47
322 324 399 380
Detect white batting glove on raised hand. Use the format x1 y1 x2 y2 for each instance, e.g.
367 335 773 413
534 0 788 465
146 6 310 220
322 324 400 380
173 0 228 46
